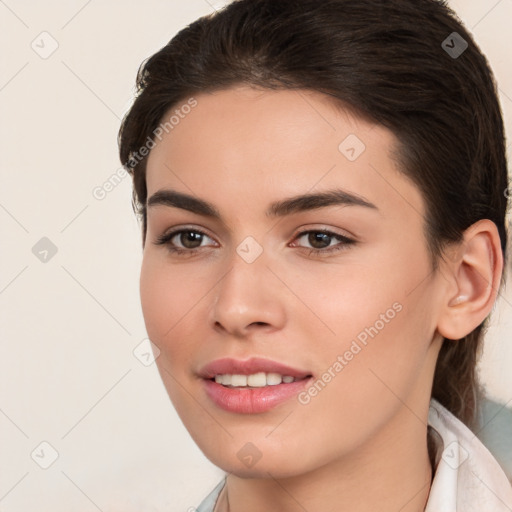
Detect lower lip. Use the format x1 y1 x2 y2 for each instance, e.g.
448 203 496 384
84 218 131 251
203 377 312 414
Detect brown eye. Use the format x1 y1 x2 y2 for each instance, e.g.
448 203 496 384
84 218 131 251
154 228 217 254
308 232 332 249
293 229 356 255
178 231 204 249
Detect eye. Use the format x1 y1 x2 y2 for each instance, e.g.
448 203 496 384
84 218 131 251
154 228 217 254
291 229 355 255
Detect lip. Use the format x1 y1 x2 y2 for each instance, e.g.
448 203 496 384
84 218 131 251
199 357 313 414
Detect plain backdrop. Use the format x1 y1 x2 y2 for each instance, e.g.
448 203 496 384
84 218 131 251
1 1 511 511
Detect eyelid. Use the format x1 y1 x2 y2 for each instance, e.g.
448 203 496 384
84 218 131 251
289 223 356 243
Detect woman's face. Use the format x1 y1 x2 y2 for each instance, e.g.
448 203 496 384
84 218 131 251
141 86 446 477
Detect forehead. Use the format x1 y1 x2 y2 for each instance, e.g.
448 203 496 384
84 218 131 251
145 86 425 222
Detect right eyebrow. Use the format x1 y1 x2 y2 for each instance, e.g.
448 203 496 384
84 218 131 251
147 189 221 218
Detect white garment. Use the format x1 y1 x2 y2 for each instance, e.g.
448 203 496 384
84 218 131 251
196 398 512 511
426 398 512 511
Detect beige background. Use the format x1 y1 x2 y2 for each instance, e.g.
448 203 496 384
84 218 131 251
0 1 511 510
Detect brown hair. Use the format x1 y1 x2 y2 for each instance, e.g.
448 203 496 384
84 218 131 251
118 0 508 430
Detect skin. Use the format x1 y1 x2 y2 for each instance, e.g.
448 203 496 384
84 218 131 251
140 85 502 512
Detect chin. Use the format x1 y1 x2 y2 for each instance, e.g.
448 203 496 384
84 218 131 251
214 457 308 480
194 435 318 480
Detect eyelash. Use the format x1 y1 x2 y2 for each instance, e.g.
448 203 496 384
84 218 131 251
154 227 356 256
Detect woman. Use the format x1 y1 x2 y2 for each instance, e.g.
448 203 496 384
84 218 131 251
118 0 512 510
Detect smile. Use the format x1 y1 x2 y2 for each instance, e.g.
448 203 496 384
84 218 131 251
199 357 313 413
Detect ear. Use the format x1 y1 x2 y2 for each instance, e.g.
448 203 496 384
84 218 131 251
437 219 504 341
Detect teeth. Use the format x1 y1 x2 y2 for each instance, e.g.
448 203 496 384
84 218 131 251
248 372 267 387
213 372 298 387
266 373 282 385
231 374 247 386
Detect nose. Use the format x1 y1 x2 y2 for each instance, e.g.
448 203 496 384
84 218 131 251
210 250 287 338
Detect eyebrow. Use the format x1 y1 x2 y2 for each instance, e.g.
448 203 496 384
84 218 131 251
146 188 378 219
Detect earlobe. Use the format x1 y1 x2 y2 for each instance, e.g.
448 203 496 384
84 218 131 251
437 219 503 341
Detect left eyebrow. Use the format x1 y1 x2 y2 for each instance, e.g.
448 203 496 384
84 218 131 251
146 187 378 219
266 189 378 217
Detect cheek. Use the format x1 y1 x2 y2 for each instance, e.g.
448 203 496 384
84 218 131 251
139 255 202 362
288 258 413 341
139 256 205 415
289 243 435 390
140 258 173 341
283 274 435 467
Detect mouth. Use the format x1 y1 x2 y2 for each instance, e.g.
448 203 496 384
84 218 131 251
199 357 313 414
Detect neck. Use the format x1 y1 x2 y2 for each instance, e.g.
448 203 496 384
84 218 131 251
216 404 433 512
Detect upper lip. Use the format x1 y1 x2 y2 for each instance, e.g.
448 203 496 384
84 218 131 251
199 357 312 379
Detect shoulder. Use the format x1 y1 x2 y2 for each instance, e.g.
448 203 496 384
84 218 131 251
426 398 512 511
195 478 226 512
